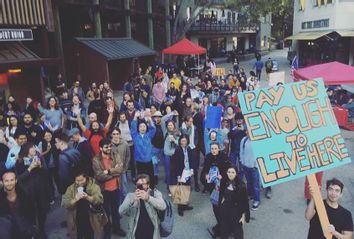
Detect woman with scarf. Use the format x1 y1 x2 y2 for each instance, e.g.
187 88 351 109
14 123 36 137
172 135 194 216
161 110 180 194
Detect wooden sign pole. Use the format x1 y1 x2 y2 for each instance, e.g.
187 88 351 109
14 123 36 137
307 174 331 239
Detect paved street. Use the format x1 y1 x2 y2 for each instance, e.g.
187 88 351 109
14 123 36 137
46 49 354 239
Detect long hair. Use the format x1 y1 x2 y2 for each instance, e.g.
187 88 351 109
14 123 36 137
18 142 36 164
226 166 243 191
47 96 59 110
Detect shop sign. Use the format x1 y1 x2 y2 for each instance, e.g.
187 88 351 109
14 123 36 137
0 29 33 41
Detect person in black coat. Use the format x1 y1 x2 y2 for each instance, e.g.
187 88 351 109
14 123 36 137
172 135 194 216
192 103 205 155
0 171 37 239
218 166 250 239
0 130 9 176
16 142 50 239
200 142 231 237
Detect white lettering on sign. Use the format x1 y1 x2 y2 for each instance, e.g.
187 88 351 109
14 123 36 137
0 29 33 41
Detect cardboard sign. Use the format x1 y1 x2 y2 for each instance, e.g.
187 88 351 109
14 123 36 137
269 71 285 86
238 79 351 187
212 68 225 77
205 106 222 129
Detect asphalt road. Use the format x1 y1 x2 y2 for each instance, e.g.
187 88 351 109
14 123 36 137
47 49 354 239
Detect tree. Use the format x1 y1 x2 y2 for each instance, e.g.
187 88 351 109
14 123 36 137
172 0 213 43
225 0 294 39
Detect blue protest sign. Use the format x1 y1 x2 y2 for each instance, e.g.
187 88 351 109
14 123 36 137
205 106 222 129
238 79 351 187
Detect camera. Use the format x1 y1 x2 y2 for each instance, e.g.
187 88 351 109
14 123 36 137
136 184 144 190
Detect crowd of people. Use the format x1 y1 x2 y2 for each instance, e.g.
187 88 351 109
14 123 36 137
0 57 352 239
327 87 354 118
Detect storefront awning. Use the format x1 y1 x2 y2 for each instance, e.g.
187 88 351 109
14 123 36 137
285 31 333 41
76 38 156 61
336 30 354 37
0 42 60 70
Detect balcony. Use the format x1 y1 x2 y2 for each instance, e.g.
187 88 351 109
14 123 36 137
100 0 123 10
60 0 97 5
189 22 258 35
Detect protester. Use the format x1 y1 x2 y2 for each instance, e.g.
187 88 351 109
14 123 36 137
0 128 9 175
201 142 231 237
38 130 57 203
92 138 126 237
265 57 273 81
16 142 50 238
239 131 261 210
253 57 264 81
69 127 94 177
172 135 194 216
55 133 81 194
181 115 200 192
110 127 131 203
151 111 164 184
131 112 157 187
5 128 27 170
76 106 113 155
66 95 86 130
21 113 43 145
4 115 19 148
62 169 107 239
218 166 250 239
119 174 166 239
116 111 136 181
305 178 353 239
38 96 65 135
228 113 246 167
0 171 37 239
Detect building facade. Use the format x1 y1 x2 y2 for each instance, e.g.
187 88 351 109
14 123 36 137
0 0 61 105
56 0 172 90
288 0 354 67
187 3 272 58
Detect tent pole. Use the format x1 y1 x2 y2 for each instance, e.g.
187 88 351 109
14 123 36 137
162 53 164 64
197 54 200 75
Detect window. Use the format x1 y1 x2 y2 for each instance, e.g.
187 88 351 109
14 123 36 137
222 9 225 17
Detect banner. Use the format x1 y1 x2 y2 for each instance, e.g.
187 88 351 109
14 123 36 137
205 106 222 129
269 71 285 86
212 68 225 77
238 79 351 187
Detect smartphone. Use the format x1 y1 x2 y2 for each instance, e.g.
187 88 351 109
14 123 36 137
23 157 33 166
136 184 144 190
77 186 84 194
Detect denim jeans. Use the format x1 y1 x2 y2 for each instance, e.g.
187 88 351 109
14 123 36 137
119 173 128 206
102 189 120 233
228 151 240 168
163 154 171 185
239 164 260 202
152 147 164 176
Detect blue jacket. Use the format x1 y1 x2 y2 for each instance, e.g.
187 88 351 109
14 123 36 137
131 120 156 163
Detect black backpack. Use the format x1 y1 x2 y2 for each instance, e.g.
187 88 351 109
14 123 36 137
150 189 174 237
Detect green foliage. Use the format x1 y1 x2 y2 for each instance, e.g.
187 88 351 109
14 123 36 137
226 0 294 39
226 0 293 21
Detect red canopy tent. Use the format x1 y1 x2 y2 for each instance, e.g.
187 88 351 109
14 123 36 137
162 38 207 55
293 61 354 85
161 38 207 67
